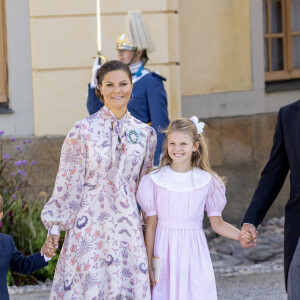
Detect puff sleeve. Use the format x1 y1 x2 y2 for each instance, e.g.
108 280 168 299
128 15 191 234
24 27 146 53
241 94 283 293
139 127 157 178
136 174 157 216
205 176 227 217
41 121 86 234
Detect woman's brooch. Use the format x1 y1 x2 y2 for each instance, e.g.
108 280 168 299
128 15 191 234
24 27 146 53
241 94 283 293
127 128 140 144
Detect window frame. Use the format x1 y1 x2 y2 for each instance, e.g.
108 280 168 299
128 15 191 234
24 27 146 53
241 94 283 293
264 0 300 82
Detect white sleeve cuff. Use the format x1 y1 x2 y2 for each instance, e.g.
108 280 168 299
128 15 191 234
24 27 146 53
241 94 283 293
48 225 60 236
44 254 52 262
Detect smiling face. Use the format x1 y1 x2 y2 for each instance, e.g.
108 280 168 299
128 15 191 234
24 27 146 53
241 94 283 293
99 70 133 118
167 131 199 171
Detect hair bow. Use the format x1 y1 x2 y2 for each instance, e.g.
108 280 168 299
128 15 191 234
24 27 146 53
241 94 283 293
189 116 205 134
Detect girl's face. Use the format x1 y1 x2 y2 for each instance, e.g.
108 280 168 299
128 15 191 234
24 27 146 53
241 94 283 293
99 70 133 115
167 131 199 169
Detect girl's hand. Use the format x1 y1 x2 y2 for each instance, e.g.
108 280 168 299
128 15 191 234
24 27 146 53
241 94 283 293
238 231 256 248
241 230 253 244
149 267 156 287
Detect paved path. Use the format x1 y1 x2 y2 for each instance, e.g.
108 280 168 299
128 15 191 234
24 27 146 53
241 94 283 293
216 271 286 300
10 270 287 300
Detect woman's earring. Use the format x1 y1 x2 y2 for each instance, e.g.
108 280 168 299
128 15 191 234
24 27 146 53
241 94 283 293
130 92 133 101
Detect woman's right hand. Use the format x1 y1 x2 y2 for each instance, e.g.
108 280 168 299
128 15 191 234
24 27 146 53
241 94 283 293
41 234 60 257
149 267 156 287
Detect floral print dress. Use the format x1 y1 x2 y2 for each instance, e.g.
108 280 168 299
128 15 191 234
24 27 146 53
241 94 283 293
41 106 156 300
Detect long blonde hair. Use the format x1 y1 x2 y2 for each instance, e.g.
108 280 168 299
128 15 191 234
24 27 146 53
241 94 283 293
158 118 226 184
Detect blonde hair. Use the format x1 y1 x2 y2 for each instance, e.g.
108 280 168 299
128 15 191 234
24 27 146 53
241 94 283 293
159 118 226 184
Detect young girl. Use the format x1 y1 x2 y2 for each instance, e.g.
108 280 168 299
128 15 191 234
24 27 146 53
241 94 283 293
136 117 253 300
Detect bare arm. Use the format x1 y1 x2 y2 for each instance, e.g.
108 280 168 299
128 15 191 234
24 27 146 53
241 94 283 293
209 216 254 247
145 215 158 287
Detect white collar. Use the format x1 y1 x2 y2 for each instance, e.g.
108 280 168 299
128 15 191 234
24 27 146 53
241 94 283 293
150 166 212 192
129 61 143 74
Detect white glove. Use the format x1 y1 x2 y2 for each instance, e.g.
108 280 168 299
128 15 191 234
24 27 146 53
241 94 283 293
90 57 101 88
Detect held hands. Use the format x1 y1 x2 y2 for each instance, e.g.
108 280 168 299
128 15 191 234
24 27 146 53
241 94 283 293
41 234 60 257
239 224 258 248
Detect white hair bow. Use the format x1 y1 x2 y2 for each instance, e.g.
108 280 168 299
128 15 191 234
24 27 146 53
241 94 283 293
189 116 205 134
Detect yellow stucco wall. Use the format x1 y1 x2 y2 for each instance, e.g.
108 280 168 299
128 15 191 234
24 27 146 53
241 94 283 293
30 0 181 136
179 0 252 95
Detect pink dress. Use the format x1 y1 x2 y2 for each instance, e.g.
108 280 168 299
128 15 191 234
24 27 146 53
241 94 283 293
137 166 227 300
41 106 156 300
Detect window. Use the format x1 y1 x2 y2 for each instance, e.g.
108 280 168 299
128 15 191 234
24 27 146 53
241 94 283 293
0 0 8 103
263 0 300 81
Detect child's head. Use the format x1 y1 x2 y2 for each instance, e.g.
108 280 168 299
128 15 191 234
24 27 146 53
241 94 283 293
161 118 210 171
0 194 3 219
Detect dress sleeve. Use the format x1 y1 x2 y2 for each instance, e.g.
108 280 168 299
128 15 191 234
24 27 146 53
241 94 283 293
205 176 227 217
139 127 157 178
41 121 86 234
136 175 157 216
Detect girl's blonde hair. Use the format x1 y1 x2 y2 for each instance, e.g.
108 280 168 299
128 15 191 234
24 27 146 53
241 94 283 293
159 118 226 184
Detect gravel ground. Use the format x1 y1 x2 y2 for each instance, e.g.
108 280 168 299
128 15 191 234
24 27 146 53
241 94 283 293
9 270 287 300
216 271 287 300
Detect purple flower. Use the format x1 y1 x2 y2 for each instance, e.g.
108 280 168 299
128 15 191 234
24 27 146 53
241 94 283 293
23 172 27 176
3 190 7 194
27 139 32 143
4 153 9 160
0 130 4 136
16 145 21 150
22 160 28 165
0 221 2 228
12 195 17 200
14 160 22 166
11 137 15 141
17 169 22 175
36 168 40 172
22 140 26 144
31 160 37 165
11 172 16 176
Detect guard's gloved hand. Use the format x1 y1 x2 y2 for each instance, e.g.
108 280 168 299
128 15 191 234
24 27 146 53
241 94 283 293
90 57 101 88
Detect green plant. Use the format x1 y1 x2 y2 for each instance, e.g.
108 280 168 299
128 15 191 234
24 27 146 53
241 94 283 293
7 270 13 286
0 131 60 285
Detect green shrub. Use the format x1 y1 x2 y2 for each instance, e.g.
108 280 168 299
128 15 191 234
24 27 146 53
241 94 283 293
0 132 61 285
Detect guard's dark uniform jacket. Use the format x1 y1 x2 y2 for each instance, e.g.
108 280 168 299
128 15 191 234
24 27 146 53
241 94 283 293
87 69 169 165
242 99 300 288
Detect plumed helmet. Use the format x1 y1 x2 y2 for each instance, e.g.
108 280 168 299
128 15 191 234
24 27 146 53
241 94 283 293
116 11 155 53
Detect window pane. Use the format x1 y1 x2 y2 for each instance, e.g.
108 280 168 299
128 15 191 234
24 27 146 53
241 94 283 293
292 37 300 68
291 0 300 31
270 0 282 33
264 39 269 72
263 1 268 34
271 38 284 70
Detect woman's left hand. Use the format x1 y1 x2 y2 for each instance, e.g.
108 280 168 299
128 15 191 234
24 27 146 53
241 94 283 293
41 235 59 257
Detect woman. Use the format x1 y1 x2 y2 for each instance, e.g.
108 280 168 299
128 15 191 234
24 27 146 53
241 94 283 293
41 60 156 299
87 11 169 166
